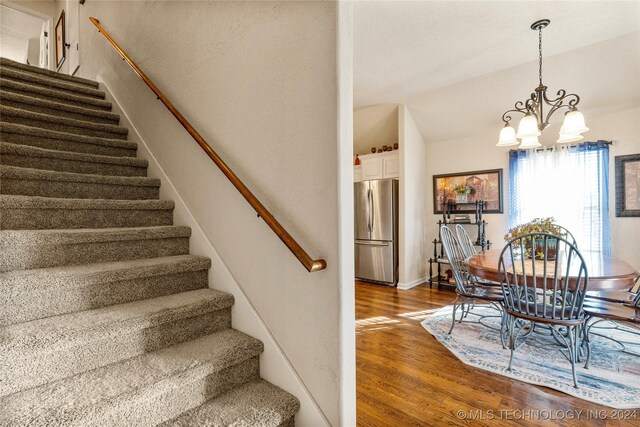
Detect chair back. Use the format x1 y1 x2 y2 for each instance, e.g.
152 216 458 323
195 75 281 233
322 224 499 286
632 276 640 306
556 225 578 247
440 226 473 293
631 275 640 295
498 233 588 321
633 291 640 307
455 224 477 259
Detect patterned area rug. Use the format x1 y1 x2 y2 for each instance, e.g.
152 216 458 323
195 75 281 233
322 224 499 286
421 305 640 409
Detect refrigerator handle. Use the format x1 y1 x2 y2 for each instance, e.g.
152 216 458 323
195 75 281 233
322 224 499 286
366 189 372 232
368 188 374 232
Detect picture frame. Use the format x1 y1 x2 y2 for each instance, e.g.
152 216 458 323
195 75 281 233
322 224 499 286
615 153 640 217
433 169 503 214
55 10 65 70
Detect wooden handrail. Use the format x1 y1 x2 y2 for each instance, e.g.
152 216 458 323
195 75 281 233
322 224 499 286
89 17 327 273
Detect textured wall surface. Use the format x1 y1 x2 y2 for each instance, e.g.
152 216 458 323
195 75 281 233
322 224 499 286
68 1 351 425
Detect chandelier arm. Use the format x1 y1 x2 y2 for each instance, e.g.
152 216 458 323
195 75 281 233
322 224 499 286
524 97 540 121
501 100 530 124
543 102 576 127
541 90 582 125
543 90 581 108
502 109 525 124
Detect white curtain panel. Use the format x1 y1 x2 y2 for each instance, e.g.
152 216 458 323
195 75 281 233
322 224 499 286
509 143 610 255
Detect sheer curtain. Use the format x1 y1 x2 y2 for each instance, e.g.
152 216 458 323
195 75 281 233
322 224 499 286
508 141 610 255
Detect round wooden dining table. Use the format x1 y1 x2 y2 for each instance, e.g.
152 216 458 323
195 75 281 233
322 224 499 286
465 249 639 291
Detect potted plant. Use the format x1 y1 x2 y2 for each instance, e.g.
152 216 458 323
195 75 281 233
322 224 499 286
504 217 564 260
452 184 474 203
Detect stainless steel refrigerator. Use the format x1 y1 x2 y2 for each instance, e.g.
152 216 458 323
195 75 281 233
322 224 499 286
354 179 398 286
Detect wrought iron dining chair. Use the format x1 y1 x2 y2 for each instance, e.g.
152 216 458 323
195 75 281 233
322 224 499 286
456 224 500 287
585 275 639 304
455 224 477 259
582 295 640 368
582 276 640 367
440 226 506 345
498 233 589 388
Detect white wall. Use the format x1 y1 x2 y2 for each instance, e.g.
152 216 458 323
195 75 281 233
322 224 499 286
353 103 398 155
425 106 640 269
398 105 427 288
71 1 352 425
597 107 640 268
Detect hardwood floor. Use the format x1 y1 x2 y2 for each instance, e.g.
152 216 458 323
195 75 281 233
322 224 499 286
355 281 637 426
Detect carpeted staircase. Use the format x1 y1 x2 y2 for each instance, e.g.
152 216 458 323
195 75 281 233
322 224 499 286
0 57 299 426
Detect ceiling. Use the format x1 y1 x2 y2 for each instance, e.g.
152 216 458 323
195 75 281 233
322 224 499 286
354 1 640 142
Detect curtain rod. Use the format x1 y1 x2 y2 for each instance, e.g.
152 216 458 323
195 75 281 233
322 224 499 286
510 140 612 154
534 140 612 153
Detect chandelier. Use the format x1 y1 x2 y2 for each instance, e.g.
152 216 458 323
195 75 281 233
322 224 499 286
497 19 588 149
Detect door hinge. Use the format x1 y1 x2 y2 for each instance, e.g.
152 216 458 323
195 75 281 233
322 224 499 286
44 31 48 37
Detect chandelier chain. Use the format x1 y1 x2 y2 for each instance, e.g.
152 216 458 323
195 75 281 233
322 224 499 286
538 27 543 86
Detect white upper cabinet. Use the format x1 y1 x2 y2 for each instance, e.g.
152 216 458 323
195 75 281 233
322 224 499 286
382 154 399 177
354 151 399 182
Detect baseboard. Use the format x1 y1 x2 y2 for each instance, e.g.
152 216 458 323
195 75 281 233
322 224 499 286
98 80 329 427
397 277 428 290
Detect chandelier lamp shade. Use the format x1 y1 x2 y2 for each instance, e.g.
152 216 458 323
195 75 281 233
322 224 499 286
496 19 589 148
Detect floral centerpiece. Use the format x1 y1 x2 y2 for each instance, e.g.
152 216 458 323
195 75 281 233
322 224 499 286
452 184 474 203
504 217 563 260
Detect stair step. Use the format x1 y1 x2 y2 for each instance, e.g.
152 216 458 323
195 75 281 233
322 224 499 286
164 379 300 427
0 195 174 229
0 330 262 427
0 289 235 397
0 165 160 200
0 255 211 325
0 57 99 88
0 225 191 272
0 65 105 99
1 105 128 140
0 122 136 157
0 142 148 177
0 78 112 111
0 91 120 124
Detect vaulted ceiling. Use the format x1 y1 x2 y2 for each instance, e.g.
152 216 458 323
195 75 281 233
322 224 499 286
354 1 640 142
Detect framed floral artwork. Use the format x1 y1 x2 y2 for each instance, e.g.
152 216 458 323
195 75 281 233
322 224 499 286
433 169 503 214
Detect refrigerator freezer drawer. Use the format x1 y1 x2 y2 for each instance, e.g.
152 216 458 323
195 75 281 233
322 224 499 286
355 240 395 285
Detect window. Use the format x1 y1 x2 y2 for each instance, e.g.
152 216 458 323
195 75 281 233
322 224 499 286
508 141 610 255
